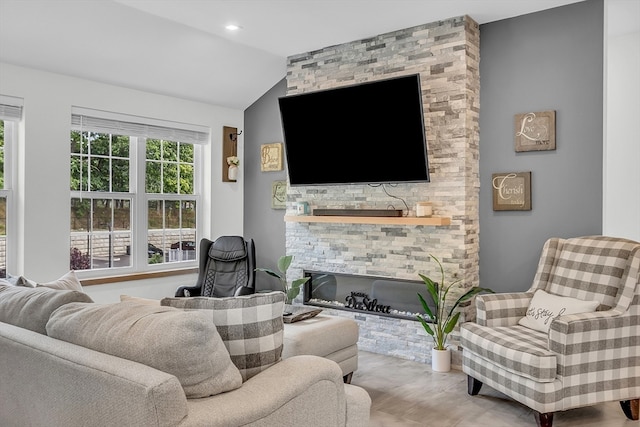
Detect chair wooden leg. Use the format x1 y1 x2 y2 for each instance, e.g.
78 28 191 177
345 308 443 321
620 399 639 420
533 411 553 427
467 375 483 395
343 372 353 384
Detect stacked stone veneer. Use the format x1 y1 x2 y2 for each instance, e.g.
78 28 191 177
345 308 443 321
284 16 480 365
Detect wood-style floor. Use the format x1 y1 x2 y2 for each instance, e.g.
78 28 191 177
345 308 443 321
352 351 633 427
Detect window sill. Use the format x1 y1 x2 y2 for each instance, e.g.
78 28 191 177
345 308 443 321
81 267 198 287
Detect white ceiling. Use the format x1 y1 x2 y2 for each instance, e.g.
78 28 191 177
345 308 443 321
0 0 631 110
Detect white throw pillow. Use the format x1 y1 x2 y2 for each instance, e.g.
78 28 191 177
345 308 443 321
37 270 83 291
518 289 600 333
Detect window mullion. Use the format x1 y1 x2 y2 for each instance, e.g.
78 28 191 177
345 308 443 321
135 137 147 270
108 134 113 193
160 140 165 194
177 143 181 195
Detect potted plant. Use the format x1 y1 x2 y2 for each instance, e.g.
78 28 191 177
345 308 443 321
256 255 309 304
417 254 493 372
227 156 239 180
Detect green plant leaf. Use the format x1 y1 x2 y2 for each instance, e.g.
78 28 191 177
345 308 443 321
417 292 435 321
254 267 283 281
443 312 461 334
277 255 293 274
447 286 494 319
291 277 309 287
416 315 435 337
419 273 439 307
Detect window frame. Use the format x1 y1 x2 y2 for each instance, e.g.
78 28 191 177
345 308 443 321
0 95 22 278
0 120 18 277
70 112 206 279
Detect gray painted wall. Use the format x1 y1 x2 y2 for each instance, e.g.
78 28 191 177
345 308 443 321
243 78 288 292
244 0 604 294
479 0 603 292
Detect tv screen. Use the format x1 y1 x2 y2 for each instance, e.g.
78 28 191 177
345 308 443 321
278 74 430 186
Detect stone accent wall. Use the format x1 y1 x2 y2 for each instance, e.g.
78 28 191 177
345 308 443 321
284 16 480 363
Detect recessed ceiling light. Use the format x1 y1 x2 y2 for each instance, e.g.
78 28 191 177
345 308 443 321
225 24 241 31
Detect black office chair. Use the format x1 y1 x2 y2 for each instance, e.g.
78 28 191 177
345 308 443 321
175 236 256 298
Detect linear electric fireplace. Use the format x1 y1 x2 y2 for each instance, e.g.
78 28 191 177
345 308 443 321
303 270 436 320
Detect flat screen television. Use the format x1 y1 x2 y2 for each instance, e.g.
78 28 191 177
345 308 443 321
278 74 430 186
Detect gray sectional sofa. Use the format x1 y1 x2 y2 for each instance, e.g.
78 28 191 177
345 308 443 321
0 285 371 427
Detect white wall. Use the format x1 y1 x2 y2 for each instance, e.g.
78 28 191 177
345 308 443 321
0 62 244 301
603 4 640 240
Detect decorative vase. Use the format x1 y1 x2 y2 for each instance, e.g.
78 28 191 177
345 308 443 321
431 348 451 372
228 165 238 181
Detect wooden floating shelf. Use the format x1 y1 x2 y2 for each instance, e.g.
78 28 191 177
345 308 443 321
284 215 451 226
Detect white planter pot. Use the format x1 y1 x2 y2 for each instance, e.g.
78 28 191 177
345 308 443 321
431 348 451 372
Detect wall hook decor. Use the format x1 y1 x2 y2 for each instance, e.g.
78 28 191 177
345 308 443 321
230 130 243 142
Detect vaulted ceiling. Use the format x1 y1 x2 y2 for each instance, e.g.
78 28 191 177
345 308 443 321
3 0 631 110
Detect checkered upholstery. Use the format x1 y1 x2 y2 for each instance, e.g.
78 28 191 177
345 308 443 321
161 291 285 382
461 235 640 415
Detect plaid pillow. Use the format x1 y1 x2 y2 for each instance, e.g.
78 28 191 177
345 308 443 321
161 291 285 381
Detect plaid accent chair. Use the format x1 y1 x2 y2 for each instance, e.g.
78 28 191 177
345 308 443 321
461 236 640 427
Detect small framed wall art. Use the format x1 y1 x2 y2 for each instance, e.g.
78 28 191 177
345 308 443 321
261 142 283 172
514 110 556 152
492 172 531 211
271 180 287 209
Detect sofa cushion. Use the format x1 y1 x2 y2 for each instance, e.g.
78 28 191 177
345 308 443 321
119 294 161 305
161 291 285 381
0 284 94 334
461 322 557 382
518 289 600 333
46 302 242 398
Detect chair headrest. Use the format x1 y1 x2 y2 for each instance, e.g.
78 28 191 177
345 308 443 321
208 236 248 261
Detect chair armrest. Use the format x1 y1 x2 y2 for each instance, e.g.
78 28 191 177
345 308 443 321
476 292 533 327
549 310 636 380
549 309 631 354
175 285 201 297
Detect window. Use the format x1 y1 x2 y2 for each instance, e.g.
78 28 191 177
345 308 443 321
70 130 133 270
0 96 22 278
70 109 207 274
146 139 197 264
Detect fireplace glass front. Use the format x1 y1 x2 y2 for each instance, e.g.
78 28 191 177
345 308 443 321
303 270 435 320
